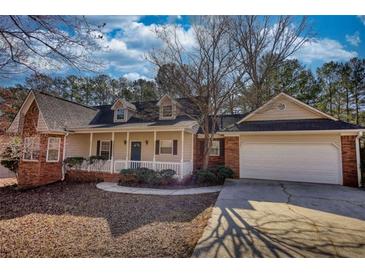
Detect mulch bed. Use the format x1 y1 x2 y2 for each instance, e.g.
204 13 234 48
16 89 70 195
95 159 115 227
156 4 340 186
0 181 218 258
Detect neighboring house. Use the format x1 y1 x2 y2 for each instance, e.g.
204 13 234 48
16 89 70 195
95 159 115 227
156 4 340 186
7 91 364 188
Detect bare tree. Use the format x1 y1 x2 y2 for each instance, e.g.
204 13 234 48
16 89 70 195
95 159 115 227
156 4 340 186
0 16 103 77
149 16 244 170
231 16 311 108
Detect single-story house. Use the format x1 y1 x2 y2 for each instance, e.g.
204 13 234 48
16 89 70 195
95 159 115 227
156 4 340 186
7 91 364 188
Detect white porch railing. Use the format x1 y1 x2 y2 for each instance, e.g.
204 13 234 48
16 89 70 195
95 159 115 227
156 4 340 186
114 160 193 178
73 159 193 179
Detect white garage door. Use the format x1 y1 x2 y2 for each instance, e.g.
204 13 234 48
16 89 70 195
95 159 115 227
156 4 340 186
240 143 342 184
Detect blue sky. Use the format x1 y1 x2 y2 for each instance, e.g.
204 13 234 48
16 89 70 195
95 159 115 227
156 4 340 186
2 15 365 86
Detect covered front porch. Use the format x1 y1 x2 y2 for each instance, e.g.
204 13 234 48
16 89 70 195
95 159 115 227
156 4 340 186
65 129 194 179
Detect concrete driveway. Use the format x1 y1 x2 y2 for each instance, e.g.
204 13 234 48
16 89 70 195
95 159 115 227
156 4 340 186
193 178 365 258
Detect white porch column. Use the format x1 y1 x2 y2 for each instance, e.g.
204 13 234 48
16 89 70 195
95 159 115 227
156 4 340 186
110 132 115 173
88 132 93 172
126 131 130 168
153 130 156 169
181 130 184 163
181 130 184 178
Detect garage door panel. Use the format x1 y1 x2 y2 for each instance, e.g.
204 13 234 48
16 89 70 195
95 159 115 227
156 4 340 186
240 143 341 184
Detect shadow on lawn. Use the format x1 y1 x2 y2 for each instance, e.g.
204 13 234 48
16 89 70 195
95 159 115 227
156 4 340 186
0 181 217 237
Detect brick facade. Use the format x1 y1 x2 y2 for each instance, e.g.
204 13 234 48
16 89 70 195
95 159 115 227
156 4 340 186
193 137 225 170
341 135 358 187
66 170 122 183
17 101 65 188
224 136 240 178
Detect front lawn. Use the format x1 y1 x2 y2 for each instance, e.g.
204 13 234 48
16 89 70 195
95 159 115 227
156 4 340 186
0 181 217 257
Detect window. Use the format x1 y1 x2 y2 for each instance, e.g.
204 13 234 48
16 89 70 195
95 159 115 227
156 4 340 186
23 137 40 161
47 137 61 162
162 105 172 118
160 140 173 154
209 140 220 156
115 108 125 121
100 141 111 159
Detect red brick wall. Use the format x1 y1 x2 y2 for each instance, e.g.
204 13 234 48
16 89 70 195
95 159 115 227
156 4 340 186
17 101 65 188
66 170 122 183
224 136 240 178
341 135 358 187
194 137 225 169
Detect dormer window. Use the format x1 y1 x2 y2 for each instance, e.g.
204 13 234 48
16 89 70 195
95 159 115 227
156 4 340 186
116 108 125 121
157 95 180 120
112 98 136 123
162 105 172 118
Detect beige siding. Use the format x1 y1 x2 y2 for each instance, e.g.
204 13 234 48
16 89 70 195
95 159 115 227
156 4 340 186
114 132 127 160
129 132 154 161
91 133 113 156
246 97 322 121
65 131 193 162
65 133 90 158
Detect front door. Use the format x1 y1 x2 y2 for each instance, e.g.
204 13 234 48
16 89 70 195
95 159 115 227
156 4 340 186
131 141 142 161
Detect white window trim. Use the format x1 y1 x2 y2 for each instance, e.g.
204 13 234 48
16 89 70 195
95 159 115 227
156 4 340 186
209 140 220 156
23 137 40 162
46 137 61 162
114 108 127 122
100 140 111 159
159 139 173 155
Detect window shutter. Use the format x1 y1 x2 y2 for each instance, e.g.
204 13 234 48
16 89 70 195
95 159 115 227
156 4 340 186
109 141 113 160
173 140 178 155
96 140 100 156
155 140 160 155
219 139 224 156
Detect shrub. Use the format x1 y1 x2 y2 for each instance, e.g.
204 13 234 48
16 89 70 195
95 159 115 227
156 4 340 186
88 155 108 164
208 165 234 182
0 137 22 175
195 169 218 185
159 169 176 178
119 168 177 185
63 157 86 169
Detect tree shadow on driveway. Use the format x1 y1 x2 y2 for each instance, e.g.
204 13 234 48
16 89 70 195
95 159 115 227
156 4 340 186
193 179 365 258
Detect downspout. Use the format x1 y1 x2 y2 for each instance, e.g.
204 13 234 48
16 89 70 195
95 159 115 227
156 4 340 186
356 131 363 187
61 132 69 181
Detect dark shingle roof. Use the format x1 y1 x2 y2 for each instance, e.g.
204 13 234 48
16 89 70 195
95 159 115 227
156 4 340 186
223 118 364 132
89 97 198 125
34 92 98 131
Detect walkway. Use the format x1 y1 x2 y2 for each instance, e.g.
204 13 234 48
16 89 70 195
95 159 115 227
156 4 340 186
96 182 222 195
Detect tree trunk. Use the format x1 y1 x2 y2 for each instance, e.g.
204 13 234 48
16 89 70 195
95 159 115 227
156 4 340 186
202 118 211 170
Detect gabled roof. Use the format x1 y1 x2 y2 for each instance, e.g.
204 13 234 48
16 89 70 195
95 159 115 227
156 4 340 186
111 98 136 111
8 91 98 133
223 118 364 132
156 94 181 107
238 92 337 123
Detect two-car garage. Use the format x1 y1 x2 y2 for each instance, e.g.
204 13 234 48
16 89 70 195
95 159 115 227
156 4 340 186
239 135 343 185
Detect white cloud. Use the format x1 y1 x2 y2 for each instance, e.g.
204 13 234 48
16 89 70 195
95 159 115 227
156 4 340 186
293 38 358 64
123 72 153 81
346 31 361 47
85 17 195 79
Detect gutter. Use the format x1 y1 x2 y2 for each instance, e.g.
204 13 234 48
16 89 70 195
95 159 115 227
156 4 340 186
356 131 363 187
